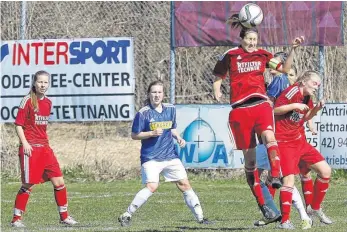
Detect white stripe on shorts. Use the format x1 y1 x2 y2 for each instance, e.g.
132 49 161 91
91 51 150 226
24 155 29 183
227 121 237 149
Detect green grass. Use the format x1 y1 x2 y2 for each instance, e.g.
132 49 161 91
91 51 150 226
1 178 347 231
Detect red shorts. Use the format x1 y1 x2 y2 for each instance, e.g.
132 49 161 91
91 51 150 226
19 145 63 184
279 138 324 177
229 101 274 149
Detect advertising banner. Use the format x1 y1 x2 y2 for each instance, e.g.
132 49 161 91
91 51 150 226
1 37 135 122
174 1 344 47
176 104 347 169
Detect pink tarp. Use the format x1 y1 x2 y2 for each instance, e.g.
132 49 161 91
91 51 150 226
173 1 344 47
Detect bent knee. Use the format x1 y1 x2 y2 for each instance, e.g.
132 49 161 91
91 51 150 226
146 183 159 192
318 165 332 178
176 179 191 191
21 183 34 191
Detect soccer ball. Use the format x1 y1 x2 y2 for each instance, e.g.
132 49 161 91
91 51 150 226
238 3 264 28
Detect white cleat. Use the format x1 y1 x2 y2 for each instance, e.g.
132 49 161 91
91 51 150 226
301 218 313 229
60 216 78 225
277 220 295 230
10 219 26 228
307 205 333 224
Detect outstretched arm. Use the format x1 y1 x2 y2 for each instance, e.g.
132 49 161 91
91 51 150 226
277 36 305 73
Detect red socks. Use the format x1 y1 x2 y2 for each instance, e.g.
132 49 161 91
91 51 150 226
280 186 293 223
245 167 265 205
311 176 330 210
12 187 32 222
54 185 68 220
266 143 281 178
301 175 314 207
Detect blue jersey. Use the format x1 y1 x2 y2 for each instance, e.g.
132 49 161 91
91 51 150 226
132 103 178 165
267 73 290 99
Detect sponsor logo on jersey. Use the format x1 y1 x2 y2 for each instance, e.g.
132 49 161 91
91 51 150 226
289 111 304 122
35 114 49 125
149 121 172 130
237 61 261 73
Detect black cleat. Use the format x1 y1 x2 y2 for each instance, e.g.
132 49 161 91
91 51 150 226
259 204 277 220
118 212 131 227
271 177 282 189
254 214 282 226
198 218 214 224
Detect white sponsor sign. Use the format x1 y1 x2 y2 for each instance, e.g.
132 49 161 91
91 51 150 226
176 104 347 169
176 105 243 169
314 104 347 169
1 37 135 122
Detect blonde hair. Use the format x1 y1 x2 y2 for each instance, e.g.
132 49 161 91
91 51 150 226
296 70 321 85
30 70 50 112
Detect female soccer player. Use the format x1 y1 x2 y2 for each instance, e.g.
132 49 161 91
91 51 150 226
213 15 304 221
274 71 332 229
256 53 313 229
10 71 77 228
118 80 211 227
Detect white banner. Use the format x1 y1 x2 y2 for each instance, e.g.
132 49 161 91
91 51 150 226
317 104 347 169
1 37 135 122
176 104 347 169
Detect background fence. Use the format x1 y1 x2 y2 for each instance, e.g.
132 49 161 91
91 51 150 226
1 1 346 178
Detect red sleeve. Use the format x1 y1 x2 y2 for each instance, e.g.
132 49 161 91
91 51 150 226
15 97 30 126
274 91 290 108
213 52 230 79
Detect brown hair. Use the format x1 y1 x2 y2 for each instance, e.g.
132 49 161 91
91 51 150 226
226 14 258 38
30 70 50 112
144 80 164 106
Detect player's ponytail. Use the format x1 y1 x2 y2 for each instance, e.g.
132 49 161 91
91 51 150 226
29 70 50 112
226 13 243 29
227 14 258 39
144 80 164 106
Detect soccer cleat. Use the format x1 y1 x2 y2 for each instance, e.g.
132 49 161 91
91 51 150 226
259 204 277 220
118 212 132 227
271 177 282 189
277 220 295 229
301 218 313 230
10 219 25 228
60 216 78 225
198 218 214 224
307 206 332 224
254 214 281 226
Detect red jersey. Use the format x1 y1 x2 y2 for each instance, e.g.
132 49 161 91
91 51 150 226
213 46 274 106
274 84 314 142
15 95 52 145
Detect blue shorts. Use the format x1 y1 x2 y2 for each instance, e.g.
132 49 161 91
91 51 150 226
256 144 271 170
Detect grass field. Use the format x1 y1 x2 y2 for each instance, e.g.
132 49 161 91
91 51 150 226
1 177 347 231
